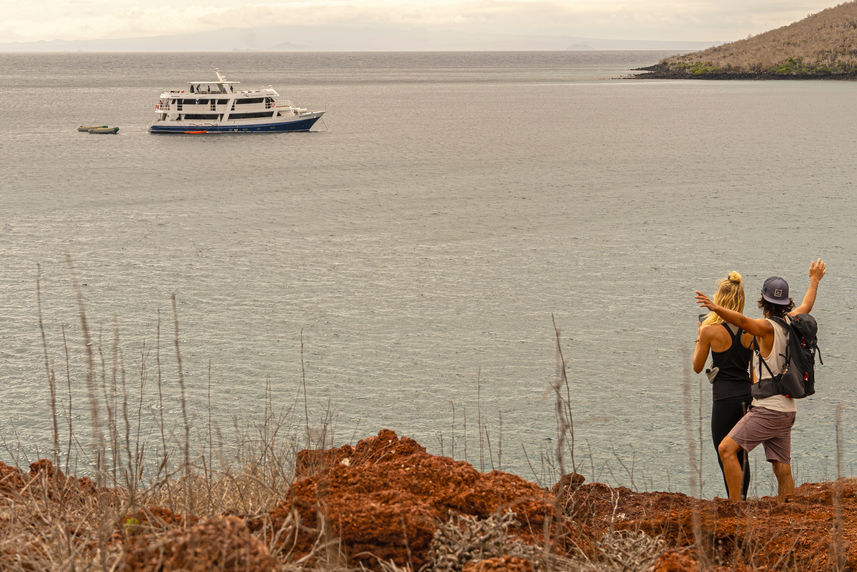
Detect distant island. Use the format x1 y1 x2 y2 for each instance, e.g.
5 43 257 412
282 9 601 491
0 26 717 53
639 1 857 79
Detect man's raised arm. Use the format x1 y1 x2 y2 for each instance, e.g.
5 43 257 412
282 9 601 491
792 258 826 315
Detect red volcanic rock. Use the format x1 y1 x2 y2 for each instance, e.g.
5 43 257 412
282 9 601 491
4 433 857 571
573 479 857 571
0 459 100 504
26 459 97 496
463 555 535 571
294 427 425 479
122 515 276 571
273 428 575 569
553 478 698 530
0 462 24 494
551 471 585 494
29 458 63 479
653 548 702 572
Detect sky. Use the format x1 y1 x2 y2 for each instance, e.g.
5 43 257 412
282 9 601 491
0 0 843 48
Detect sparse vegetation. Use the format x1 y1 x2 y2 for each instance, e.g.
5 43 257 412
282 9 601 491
640 1 857 78
3 264 857 570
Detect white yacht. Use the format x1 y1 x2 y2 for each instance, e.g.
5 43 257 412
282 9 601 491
150 70 324 134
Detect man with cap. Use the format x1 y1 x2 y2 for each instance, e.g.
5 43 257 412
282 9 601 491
695 259 826 501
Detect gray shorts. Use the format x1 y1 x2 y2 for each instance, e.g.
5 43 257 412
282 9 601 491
727 406 796 464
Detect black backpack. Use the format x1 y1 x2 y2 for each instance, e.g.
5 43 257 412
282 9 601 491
751 314 821 399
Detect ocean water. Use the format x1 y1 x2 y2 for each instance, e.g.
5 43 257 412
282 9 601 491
1 51 855 499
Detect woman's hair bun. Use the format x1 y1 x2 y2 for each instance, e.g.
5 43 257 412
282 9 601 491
728 271 742 284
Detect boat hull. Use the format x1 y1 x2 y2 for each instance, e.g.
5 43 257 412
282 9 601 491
88 127 119 134
149 114 322 134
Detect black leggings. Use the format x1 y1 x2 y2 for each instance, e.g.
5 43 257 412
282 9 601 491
712 396 752 499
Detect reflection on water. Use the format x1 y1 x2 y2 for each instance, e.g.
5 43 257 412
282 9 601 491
1 52 855 498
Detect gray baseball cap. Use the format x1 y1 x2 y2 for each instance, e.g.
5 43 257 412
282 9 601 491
761 276 790 304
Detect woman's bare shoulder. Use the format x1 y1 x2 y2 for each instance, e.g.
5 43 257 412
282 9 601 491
700 323 728 340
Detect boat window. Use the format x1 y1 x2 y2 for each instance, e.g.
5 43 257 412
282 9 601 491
229 111 276 119
217 99 229 105
235 98 265 105
184 113 219 119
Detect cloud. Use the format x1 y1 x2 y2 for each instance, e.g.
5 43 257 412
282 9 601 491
0 0 841 45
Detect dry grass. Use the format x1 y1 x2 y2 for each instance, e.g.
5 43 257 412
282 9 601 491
0 260 339 570
0 381 341 571
421 510 663 572
2 266 620 571
8 262 849 571
654 0 857 76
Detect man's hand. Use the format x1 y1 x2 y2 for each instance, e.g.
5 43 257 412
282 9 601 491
808 258 826 283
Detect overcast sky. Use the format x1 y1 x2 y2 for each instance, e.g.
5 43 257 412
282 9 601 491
0 0 841 46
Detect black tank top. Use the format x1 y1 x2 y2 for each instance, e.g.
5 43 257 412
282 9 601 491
710 324 752 401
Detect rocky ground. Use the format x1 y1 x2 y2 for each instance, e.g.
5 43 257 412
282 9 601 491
1 429 855 570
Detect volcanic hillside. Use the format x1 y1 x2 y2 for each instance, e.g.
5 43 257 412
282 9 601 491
641 1 857 78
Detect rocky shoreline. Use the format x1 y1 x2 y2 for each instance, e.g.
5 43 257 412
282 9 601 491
2 429 855 570
634 63 857 80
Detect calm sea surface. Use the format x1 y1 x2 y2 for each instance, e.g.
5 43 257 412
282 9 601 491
1 52 855 499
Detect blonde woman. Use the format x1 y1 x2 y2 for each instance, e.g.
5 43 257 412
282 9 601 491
693 271 753 499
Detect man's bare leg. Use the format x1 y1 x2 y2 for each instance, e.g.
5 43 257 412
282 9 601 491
718 436 745 501
772 461 794 502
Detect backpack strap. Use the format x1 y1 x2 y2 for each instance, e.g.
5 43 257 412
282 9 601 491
772 315 792 366
752 335 778 381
